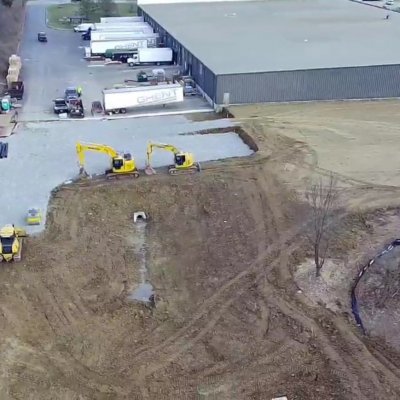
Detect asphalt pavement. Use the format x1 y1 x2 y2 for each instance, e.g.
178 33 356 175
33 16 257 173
19 2 211 121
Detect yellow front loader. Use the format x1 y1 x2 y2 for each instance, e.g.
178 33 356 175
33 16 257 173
0 225 27 262
76 142 139 179
145 142 200 175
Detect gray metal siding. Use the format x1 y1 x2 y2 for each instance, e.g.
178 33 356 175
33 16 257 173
216 65 400 104
140 7 217 102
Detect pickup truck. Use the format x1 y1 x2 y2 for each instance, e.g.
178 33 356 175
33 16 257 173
53 98 69 114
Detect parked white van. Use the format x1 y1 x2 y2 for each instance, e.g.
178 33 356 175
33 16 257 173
73 23 94 33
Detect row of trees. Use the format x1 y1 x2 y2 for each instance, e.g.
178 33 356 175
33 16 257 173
79 0 118 20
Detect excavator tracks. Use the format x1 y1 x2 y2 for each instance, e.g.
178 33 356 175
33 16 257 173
105 171 140 180
168 163 201 175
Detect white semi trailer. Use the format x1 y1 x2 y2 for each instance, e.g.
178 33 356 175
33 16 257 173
100 16 144 23
91 39 160 55
90 30 154 41
93 23 152 31
127 48 173 66
75 22 152 33
102 84 184 114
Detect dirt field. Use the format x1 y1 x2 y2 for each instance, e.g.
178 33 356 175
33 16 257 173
2 101 400 399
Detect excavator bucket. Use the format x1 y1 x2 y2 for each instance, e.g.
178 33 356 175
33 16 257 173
14 228 27 237
145 165 156 175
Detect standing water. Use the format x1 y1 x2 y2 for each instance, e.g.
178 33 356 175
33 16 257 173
128 217 154 303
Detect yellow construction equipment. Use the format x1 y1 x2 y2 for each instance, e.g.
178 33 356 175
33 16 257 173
0 224 27 262
76 141 139 178
145 142 200 175
26 208 42 225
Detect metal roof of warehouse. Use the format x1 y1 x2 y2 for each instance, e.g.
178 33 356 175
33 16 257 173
140 0 400 75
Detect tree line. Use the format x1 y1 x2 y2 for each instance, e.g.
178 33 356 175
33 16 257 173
79 0 118 20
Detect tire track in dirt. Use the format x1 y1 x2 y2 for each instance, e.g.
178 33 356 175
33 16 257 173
131 186 400 390
267 285 400 397
133 169 312 380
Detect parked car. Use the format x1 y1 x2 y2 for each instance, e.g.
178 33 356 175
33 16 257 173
74 23 94 33
64 87 78 103
53 98 69 114
37 32 47 42
91 101 103 116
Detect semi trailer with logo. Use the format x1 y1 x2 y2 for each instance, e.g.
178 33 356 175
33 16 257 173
102 84 184 114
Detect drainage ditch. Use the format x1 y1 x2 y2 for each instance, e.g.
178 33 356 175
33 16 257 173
128 212 154 304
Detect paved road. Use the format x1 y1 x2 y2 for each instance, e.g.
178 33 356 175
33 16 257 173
20 2 211 121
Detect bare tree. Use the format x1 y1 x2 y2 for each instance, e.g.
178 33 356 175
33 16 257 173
307 174 338 277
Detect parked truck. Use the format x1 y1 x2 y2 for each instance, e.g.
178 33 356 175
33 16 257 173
102 84 184 114
104 49 138 62
127 48 173 66
100 16 144 23
91 39 150 55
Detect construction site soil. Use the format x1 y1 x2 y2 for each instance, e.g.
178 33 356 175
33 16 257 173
2 101 400 399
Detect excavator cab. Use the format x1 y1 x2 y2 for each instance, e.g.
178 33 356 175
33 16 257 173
111 153 135 173
0 224 26 262
175 153 186 166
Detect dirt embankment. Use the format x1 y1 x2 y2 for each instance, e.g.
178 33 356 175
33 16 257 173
0 0 25 85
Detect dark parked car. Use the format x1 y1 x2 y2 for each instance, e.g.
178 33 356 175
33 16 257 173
6 81 24 100
91 101 103 116
37 32 47 42
64 87 78 102
53 98 69 114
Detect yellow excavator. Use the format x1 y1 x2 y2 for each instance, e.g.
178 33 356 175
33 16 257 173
0 225 27 262
76 141 139 179
145 142 200 175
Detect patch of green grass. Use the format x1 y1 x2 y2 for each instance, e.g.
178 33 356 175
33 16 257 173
47 3 80 29
46 2 138 30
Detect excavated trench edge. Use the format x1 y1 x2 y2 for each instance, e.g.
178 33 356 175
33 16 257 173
351 239 400 335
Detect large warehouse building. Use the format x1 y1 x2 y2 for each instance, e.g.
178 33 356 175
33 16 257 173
138 0 400 108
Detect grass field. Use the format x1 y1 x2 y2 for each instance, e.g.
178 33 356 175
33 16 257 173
47 2 138 30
